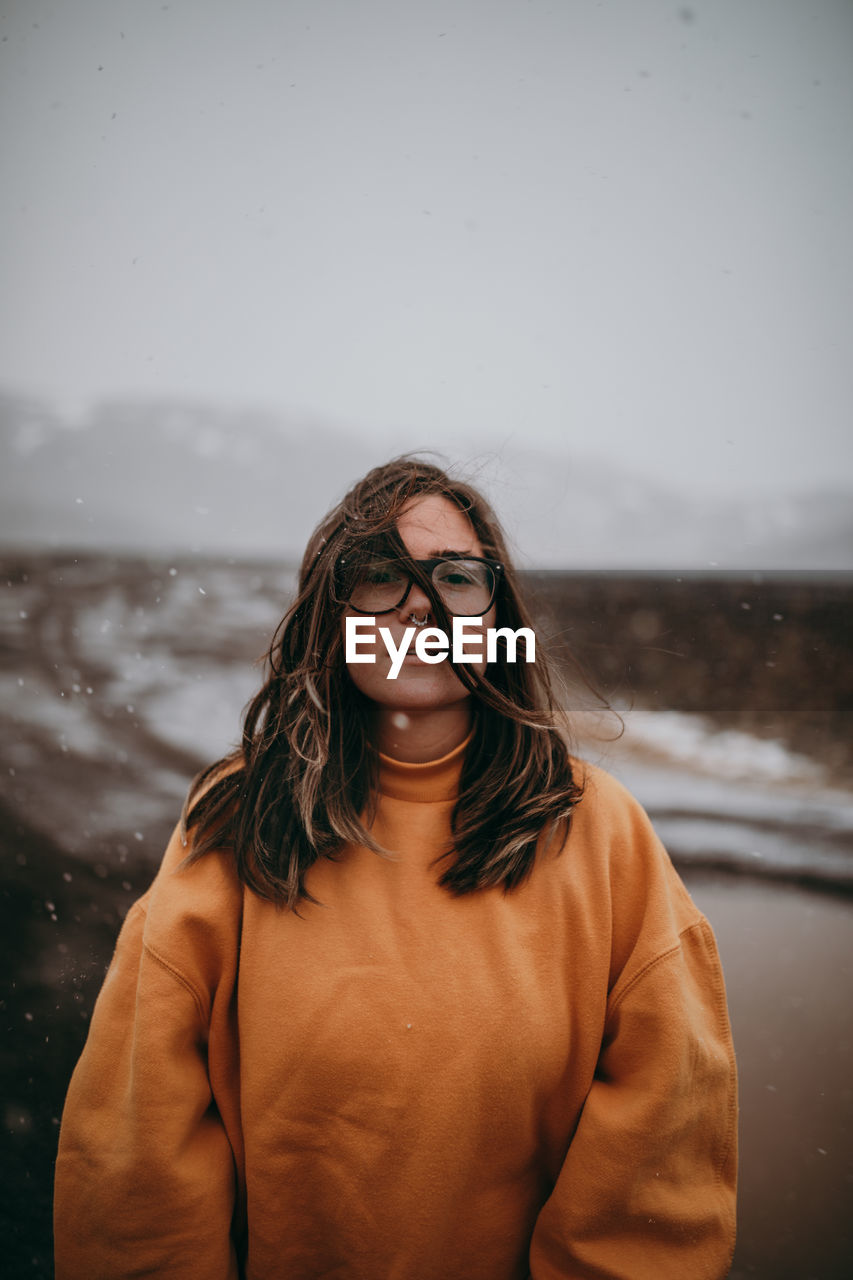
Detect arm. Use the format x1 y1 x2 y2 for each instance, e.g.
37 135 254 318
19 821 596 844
529 916 737 1280
54 865 241 1277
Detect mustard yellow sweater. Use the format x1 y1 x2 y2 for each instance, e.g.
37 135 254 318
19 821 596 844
54 742 737 1279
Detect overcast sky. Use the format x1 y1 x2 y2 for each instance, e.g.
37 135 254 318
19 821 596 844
1 0 851 499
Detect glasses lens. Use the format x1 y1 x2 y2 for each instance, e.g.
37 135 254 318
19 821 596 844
348 559 408 612
432 559 494 615
347 557 496 615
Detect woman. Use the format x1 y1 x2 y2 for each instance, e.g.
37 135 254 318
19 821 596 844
54 458 737 1279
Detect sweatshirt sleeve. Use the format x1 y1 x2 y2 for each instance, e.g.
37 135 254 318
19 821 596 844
53 846 242 1279
528 912 738 1280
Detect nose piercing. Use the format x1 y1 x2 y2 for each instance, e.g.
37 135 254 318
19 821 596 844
408 612 429 628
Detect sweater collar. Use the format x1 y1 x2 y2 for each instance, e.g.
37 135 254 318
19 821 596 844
377 732 471 803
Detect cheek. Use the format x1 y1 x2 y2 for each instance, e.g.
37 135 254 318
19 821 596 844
343 654 395 708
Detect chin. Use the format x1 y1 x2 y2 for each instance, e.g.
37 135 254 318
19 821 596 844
347 662 474 711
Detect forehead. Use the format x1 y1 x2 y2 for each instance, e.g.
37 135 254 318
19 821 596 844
396 494 482 558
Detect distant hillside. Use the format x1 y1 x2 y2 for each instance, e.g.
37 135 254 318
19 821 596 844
1 389 851 567
0 390 376 559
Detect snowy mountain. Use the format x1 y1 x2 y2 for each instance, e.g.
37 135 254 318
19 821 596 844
1 390 850 568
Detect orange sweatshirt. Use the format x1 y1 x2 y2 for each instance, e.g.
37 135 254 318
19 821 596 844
54 743 737 1279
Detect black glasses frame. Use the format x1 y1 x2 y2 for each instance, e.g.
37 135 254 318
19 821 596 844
341 554 504 617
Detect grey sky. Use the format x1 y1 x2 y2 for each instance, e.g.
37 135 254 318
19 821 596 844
2 0 851 499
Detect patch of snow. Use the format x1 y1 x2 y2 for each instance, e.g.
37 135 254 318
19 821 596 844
618 709 823 784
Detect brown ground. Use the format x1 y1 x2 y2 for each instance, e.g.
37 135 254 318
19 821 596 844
2 555 852 1276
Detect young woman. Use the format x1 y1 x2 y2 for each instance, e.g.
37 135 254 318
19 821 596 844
54 458 737 1279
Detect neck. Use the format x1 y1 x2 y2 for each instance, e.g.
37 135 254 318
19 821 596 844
373 701 472 763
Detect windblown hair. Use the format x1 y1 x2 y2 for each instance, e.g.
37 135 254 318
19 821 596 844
181 457 583 908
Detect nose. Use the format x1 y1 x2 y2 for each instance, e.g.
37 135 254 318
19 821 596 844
396 577 432 622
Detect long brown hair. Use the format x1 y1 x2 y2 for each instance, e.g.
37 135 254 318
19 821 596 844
181 457 583 907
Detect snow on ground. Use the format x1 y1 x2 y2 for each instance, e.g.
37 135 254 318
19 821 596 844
580 709 853 886
615 708 824 785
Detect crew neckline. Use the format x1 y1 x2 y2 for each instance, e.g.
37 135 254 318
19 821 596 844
377 732 472 803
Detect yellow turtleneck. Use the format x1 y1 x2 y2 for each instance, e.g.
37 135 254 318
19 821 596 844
55 753 737 1280
377 729 470 801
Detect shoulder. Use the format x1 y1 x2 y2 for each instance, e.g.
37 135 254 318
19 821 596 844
132 769 246 1007
571 756 640 811
568 757 670 857
564 757 706 971
148 815 244 922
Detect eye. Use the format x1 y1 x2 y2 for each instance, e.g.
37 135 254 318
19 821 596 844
362 561 405 586
435 560 485 588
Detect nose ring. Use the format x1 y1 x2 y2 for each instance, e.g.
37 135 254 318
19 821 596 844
408 612 429 628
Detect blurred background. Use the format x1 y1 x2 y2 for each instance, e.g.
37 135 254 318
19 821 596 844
1 1 851 1275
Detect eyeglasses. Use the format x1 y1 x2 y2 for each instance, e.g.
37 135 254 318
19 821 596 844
341 555 503 617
